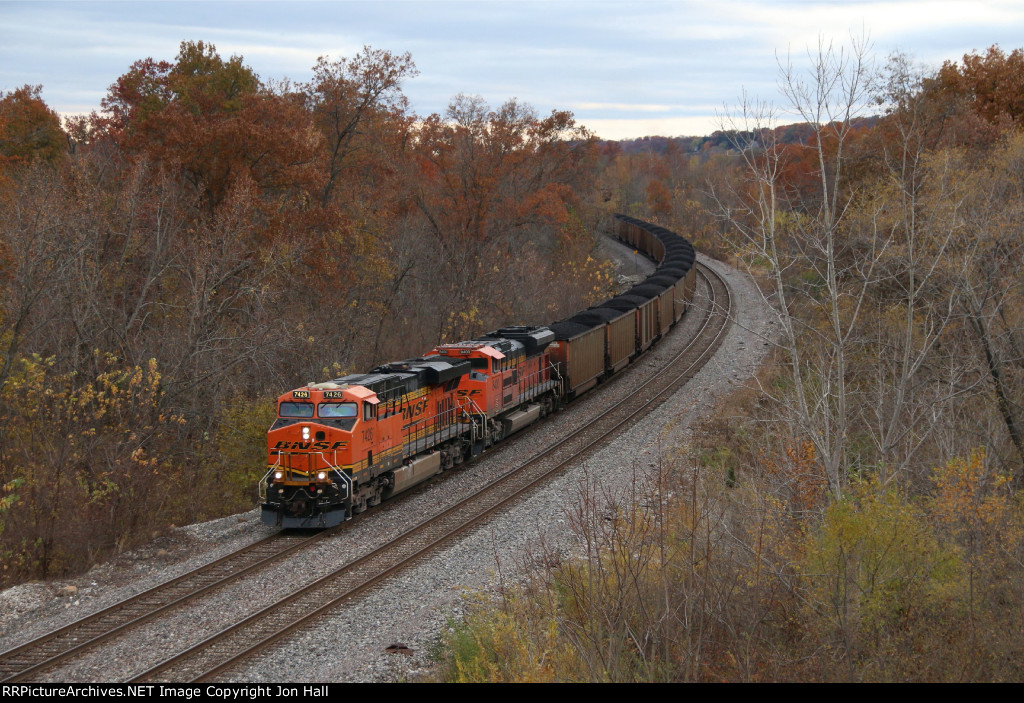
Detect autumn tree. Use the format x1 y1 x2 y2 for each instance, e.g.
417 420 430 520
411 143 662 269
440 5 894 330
0 85 65 193
936 45 1024 126
717 36 876 497
98 41 320 219
289 48 420 368
304 46 417 208
828 52 968 484
0 85 66 169
0 162 71 394
405 95 602 339
0 353 186 579
942 138 1024 483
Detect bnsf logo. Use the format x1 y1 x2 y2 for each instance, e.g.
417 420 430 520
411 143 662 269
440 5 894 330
402 399 429 421
273 441 347 451
456 389 482 397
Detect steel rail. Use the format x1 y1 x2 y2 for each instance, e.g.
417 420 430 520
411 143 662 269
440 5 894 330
0 529 339 682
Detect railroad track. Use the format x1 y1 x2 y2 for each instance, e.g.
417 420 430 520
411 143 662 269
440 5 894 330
0 263 729 683
126 263 732 683
0 530 339 682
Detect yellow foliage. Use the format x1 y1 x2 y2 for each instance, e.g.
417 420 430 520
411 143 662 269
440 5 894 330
929 448 1024 603
801 477 962 647
0 351 186 581
203 393 278 509
0 478 25 536
443 592 579 683
931 448 1015 541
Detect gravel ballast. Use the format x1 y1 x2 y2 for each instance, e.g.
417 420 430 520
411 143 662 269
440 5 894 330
0 242 777 683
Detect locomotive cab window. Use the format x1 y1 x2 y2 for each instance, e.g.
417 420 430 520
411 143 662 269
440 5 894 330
279 402 314 418
318 402 357 418
363 402 376 421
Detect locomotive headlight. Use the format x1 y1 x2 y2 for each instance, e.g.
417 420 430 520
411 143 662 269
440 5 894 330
274 470 284 481
302 426 310 441
317 471 327 481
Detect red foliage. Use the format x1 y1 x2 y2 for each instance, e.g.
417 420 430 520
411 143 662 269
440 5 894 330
95 42 321 224
0 85 66 175
938 45 1024 125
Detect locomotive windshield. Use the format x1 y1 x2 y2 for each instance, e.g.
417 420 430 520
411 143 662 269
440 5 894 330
318 402 358 418
279 402 314 418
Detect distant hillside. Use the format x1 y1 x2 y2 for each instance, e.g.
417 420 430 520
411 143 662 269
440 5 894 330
603 116 879 157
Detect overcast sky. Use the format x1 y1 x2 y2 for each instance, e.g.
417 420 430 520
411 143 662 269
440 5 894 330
3 0 1024 139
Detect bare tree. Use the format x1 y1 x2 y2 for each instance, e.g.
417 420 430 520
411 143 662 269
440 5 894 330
855 53 964 483
948 135 1024 483
716 36 875 497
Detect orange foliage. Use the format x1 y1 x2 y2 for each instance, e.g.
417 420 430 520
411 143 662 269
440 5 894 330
97 41 322 222
931 448 1015 542
411 95 595 244
938 45 1024 126
771 121 874 206
645 179 672 217
0 85 65 177
761 440 826 514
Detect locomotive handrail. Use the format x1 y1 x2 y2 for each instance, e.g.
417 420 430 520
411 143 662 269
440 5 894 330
463 397 487 447
549 362 565 400
402 398 480 457
514 362 558 404
333 468 352 503
257 466 276 502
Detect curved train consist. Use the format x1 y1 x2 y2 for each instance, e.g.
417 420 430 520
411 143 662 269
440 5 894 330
260 215 698 527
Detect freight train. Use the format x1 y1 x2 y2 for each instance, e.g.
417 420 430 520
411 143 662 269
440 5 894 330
259 215 698 527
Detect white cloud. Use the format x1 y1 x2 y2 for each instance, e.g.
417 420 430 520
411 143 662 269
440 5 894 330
5 1 1024 138
575 102 675 113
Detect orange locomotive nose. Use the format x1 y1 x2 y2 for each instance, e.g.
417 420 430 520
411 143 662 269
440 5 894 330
267 423 350 474
261 384 361 527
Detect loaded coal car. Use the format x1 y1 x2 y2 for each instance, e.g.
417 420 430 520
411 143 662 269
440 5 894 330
547 318 604 399
577 306 634 374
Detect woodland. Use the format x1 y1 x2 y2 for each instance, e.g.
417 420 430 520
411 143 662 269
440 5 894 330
3 38 1024 682
437 42 1024 682
0 42 610 583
